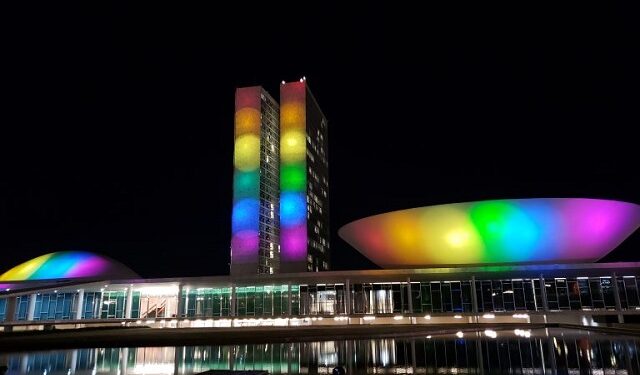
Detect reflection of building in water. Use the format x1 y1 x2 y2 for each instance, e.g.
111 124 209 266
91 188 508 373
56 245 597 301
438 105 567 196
4 333 640 374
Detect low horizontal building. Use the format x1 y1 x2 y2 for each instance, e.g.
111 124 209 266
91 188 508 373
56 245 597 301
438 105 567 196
1 198 639 329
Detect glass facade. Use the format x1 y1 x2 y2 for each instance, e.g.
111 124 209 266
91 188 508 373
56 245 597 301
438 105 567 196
2 273 640 322
0 297 5 321
32 292 79 321
304 86 330 272
182 287 232 318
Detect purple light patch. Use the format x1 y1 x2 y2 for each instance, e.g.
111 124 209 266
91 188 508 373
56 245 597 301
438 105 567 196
562 199 639 260
281 224 307 261
65 255 110 278
231 230 260 261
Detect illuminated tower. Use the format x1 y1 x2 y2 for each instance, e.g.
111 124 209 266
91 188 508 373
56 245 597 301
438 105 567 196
231 86 280 275
280 79 330 272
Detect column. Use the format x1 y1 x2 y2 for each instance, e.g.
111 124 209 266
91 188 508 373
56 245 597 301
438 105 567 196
75 289 85 320
612 272 624 323
471 276 479 324
287 284 292 316
406 277 413 314
230 284 236 317
176 284 185 318
5 297 17 323
345 279 351 315
98 291 105 319
27 294 37 321
540 274 549 312
124 288 133 319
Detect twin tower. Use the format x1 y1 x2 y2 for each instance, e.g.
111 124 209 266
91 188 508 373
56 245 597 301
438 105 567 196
231 79 330 275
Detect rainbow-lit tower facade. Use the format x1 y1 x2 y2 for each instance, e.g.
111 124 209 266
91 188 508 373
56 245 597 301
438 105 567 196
231 86 280 275
231 80 329 275
280 80 330 273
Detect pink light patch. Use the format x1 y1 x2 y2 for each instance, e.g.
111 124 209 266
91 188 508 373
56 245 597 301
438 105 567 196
562 199 639 260
281 224 307 261
232 230 260 262
65 256 110 278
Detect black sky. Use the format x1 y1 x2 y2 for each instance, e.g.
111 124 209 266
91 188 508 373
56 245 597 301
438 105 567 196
2 3 639 278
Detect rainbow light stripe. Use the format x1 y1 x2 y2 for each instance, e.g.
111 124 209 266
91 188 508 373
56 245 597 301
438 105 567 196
280 81 307 262
231 87 262 263
0 251 126 281
339 198 640 268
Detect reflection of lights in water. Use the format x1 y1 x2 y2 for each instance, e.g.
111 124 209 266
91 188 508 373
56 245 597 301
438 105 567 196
484 329 497 338
317 341 338 366
454 315 462 319
514 329 531 338
9 335 640 373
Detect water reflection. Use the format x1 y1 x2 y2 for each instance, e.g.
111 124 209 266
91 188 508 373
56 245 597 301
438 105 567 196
2 329 640 374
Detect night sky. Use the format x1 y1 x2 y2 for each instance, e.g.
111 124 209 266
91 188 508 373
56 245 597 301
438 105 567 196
2 4 639 278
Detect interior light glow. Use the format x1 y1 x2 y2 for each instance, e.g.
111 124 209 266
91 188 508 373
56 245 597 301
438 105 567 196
135 285 179 296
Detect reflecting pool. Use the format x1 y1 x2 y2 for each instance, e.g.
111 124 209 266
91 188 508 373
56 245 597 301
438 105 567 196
2 328 640 374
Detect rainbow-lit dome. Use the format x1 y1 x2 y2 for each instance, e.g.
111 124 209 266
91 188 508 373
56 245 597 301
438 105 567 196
338 198 640 268
0 251 138 282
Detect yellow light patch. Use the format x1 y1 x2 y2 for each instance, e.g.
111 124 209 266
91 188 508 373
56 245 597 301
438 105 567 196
417 206 484 264
281 131 306 163
0 253 54 281
233 134 260 171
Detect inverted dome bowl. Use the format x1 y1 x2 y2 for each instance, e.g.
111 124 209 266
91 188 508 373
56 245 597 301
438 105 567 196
338 198 640 268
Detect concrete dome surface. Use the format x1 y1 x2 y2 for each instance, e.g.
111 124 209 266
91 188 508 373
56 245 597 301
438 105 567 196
0 251 139 281
338 198 640 268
